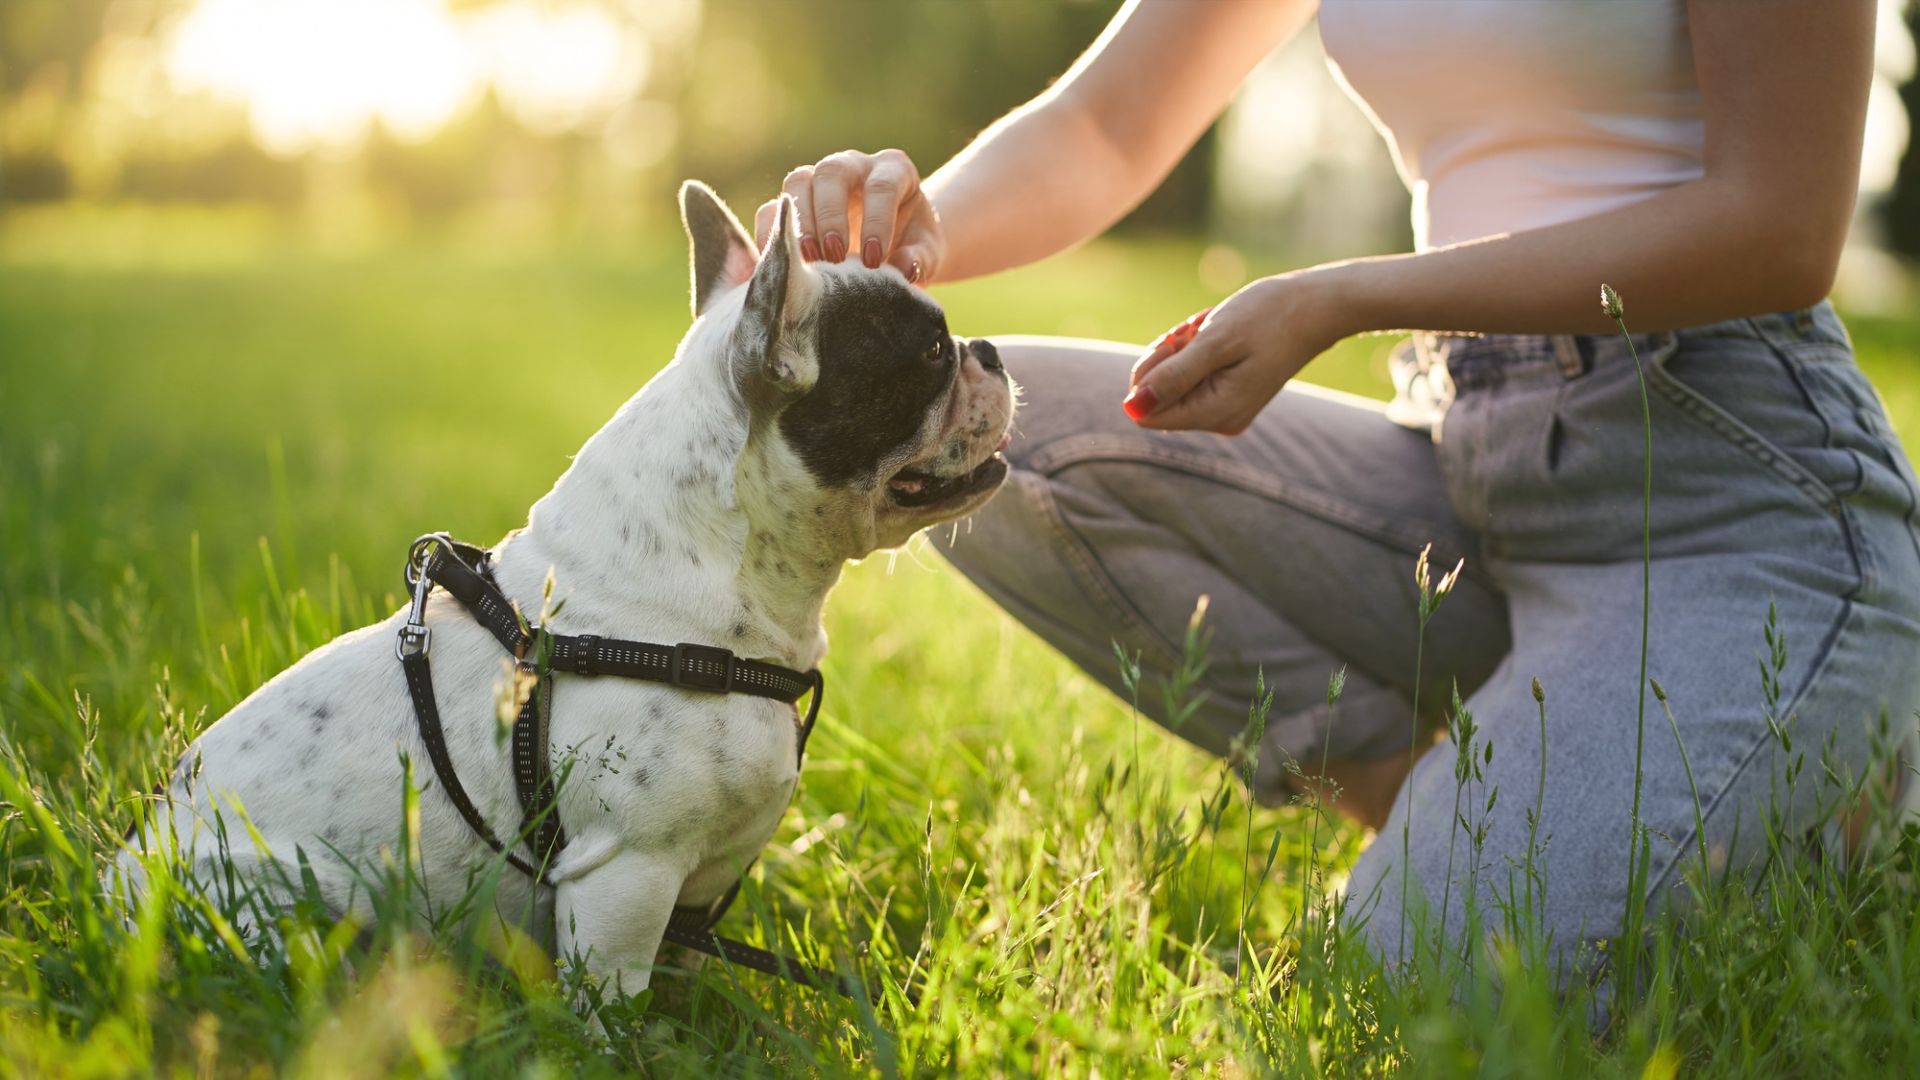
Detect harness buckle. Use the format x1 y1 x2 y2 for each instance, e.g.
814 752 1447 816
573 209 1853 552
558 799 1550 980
670 643 735 693
396 623 432 660
396 547 437 661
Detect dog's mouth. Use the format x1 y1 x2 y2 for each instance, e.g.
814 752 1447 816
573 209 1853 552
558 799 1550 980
886 437 1011 510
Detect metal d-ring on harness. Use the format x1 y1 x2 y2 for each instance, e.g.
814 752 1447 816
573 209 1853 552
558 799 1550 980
394 533 854 997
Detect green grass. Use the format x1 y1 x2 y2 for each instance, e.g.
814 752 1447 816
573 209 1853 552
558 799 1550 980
5 207 1920 1076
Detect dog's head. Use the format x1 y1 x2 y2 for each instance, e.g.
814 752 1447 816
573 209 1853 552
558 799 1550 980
678 181 1014 556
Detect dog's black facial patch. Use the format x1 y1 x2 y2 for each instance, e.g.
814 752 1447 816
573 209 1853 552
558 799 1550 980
778 278 954 487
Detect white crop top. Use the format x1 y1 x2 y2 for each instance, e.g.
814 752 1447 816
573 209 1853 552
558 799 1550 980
1317 0 1705 250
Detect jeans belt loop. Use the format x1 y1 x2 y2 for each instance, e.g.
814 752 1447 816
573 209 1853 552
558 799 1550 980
1551 335 1586 380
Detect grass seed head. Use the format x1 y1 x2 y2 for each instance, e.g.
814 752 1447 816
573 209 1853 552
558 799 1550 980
1600 283 1625 321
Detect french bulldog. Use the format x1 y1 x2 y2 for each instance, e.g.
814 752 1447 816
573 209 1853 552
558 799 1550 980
117 181 1016 1002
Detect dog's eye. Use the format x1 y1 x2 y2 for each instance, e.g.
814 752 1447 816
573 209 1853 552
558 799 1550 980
924 339 946 364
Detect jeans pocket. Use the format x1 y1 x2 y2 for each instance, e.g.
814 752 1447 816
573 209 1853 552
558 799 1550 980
1643 335 1848 515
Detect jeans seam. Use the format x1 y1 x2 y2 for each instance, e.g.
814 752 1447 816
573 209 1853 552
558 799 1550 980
1642 597 1854 900
1644 339 1845 519
1644 342 1865 598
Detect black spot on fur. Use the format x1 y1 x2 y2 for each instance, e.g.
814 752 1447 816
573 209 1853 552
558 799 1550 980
240 738 257 752
778 277 953 487
310 702 332 721
731 622 748 638
631 767 652 787
620 524 631 543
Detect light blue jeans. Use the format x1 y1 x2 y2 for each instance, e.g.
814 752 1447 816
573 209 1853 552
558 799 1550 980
937 301 1920 971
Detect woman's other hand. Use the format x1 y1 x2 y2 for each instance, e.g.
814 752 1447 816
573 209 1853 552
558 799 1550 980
1124 271 1352 435
755 149 944 284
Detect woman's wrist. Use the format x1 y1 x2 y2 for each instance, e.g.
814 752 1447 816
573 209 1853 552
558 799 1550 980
1272 262 1371 352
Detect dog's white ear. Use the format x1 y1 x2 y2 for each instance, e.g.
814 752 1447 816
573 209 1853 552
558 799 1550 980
735 193 814 395
680 180 757 317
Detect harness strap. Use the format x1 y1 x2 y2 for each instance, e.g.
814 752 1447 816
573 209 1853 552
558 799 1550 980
397 534 850 997
400 643 551 880
418 540 818 704
513 669 567 870
660 920 859 997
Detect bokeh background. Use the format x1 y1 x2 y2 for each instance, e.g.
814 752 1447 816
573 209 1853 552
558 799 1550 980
6 0 1918 279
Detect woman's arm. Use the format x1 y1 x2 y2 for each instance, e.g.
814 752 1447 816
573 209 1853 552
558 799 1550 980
758 0 1312 284
1129 0 1878 433
924 0 1313 281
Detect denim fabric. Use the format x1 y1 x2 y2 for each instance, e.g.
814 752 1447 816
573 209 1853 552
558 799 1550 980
936 302 1920 974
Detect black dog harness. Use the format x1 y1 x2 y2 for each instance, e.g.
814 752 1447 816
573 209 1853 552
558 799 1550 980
395 533 850 996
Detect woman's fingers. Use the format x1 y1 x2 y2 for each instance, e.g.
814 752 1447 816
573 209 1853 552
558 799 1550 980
766 150 938 272
1134 368 1251 433
810 151 872 264
1127 331 1231 422
859 149 919 269
1124 307 1213 415
781 166 821 261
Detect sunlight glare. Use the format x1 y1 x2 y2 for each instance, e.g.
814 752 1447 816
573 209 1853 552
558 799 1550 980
165 0 648 155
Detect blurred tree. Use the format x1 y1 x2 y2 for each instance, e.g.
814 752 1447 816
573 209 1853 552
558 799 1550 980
1 0 116 97
1887 1 1920 260
2 0 118 202
676 0 1213 232
119 139 302 204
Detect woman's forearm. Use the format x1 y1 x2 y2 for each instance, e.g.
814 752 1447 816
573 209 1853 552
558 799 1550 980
1313 174 1851 340
923 100 1150 283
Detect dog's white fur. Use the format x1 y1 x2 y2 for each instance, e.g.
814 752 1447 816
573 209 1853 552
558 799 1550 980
117 186 1014 1002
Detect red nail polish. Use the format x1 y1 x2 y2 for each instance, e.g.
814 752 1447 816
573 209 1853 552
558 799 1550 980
824 233 846 263
1123 385 1159 420
800 235 821 261
862 238 882 269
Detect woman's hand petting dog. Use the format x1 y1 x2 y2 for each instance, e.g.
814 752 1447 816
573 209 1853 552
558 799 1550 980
754 148 945 286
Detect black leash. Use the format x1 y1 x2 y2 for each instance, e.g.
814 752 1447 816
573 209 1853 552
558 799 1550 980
396 533 859 998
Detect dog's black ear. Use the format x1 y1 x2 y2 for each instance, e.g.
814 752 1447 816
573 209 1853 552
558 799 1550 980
680 180 756 317
735 193 814 394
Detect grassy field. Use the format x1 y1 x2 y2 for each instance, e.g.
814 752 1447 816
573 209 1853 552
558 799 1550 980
5 206 1920 1076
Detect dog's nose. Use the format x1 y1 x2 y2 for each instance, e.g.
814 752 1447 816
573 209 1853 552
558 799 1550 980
970 338 1002 372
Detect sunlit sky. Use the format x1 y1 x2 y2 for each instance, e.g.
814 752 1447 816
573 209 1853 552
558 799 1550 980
165 0 652 155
